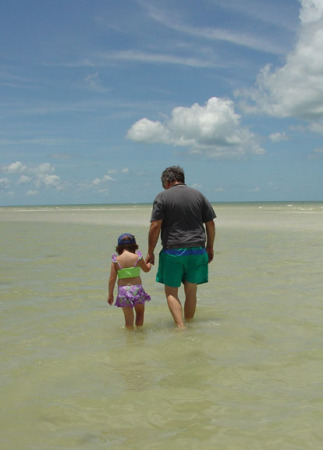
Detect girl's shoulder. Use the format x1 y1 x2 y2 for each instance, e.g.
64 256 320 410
112 253 122 265
112 251 141 266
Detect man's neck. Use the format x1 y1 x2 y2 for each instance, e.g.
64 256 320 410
165 181 184 189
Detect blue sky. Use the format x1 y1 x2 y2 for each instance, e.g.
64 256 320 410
1 0 323 205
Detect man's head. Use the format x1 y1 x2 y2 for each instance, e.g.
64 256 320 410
161 166 185 189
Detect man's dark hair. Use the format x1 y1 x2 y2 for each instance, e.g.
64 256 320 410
161 166 185 187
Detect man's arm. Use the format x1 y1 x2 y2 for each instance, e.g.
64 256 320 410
205 220 215 263
146 220 162 264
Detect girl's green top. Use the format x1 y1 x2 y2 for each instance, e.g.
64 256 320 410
112 252 142 279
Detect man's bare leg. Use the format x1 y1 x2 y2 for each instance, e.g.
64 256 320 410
164 286 185 328
184 281 197 320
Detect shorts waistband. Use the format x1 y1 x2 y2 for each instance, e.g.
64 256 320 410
162 247 206 256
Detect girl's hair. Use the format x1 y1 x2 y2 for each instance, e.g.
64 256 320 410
115 243 138 255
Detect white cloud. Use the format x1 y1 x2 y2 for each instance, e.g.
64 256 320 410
0 178 10 190
127 97 264 158
84 72 107 92
237 0 323 123
300 0 323 24
205 0 297 31
309 147 323 159
18 175 32 184
141 1 285 55
103 174 114 181
2 161 26 174
29 163 62 189
36 174 61 188
51 153 71 160
1 161 63 192
33 163 55 175
309 120 323 133
78 172 117 196
91 173 115 186
128 118 170 144
102 49 218 68
269 132 290 142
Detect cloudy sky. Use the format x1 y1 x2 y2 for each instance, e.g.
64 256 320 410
1 0 323 205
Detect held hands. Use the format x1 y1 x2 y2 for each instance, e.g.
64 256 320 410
145 253 155 265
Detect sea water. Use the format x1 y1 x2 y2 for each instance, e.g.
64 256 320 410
0 203 322 449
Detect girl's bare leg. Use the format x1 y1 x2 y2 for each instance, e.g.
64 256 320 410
184 281 197 320
134 304 145 327
122 306 135 329
164 286 185 328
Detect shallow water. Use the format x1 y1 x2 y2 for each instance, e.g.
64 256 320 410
1 203 322 449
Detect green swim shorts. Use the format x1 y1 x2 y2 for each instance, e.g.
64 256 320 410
156 247 209 288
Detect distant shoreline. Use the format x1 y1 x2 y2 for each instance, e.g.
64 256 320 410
1 200 322 209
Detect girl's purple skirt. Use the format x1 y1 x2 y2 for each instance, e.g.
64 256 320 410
115 284 151 308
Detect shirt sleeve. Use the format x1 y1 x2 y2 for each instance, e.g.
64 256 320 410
202 196 216 222
150 193 165 222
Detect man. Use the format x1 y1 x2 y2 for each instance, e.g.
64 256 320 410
146 166 216 328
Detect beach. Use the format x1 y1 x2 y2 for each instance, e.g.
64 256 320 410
1 202 322 449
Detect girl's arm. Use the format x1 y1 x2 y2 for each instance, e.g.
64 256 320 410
139 257 151 273
107 262 117 304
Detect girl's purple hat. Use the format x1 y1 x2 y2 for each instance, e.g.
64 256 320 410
118 233 136 245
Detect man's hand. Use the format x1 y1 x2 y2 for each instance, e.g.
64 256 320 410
206 247 214 263
145 253 155 265
147 220 162 266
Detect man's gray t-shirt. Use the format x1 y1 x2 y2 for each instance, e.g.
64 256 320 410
150 184 216 249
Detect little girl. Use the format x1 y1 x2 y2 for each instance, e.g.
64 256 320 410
108 233 151 328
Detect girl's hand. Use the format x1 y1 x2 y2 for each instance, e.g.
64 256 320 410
107 295 114 305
